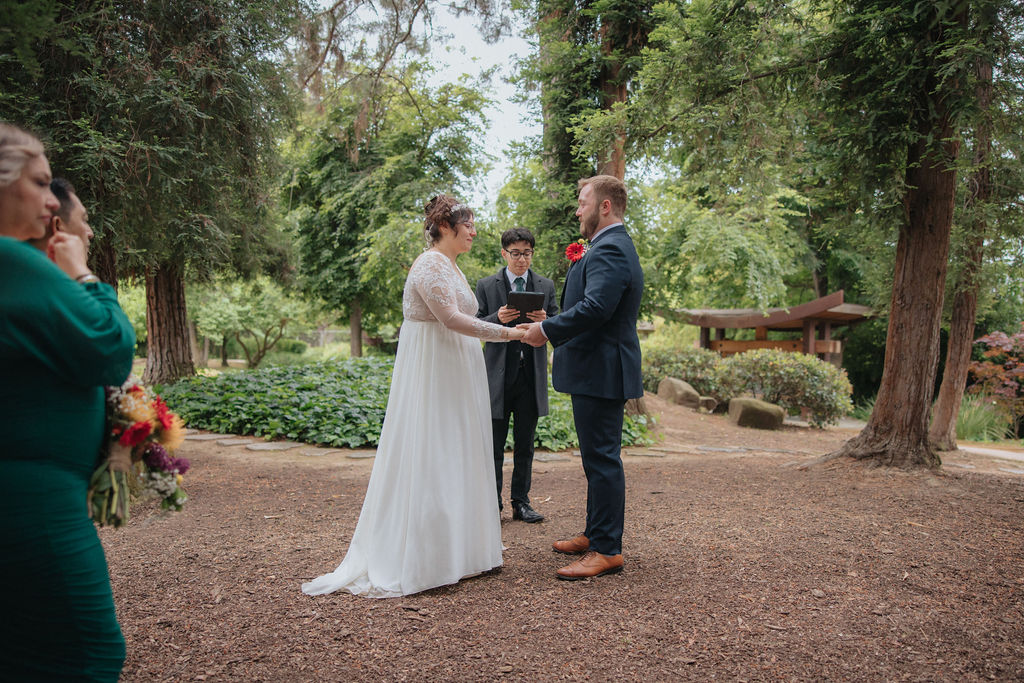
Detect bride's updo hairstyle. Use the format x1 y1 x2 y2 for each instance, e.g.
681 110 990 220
0 123 45 188
424 194 473 245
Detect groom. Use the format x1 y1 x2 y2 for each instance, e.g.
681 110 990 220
520 175 643 580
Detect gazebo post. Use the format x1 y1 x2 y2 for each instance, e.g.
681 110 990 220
817 322 833 362
699 327 711 349
802 319 816 355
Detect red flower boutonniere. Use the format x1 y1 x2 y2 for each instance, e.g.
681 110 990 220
565 239 589 263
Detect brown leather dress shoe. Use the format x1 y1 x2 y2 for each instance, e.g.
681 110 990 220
556 551 624 581
552 534 590 555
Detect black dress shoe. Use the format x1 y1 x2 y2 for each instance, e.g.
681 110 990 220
511 501 544 523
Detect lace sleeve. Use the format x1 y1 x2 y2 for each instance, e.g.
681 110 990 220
413 253 514 342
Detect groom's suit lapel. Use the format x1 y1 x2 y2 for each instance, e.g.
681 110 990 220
559 225 625 310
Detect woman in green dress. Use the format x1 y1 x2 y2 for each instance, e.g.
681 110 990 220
0 123 135 681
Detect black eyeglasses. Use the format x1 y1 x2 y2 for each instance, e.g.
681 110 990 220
505 249 533 259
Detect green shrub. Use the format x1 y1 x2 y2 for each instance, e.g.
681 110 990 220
714 349 854 428
162 358 651 450
955 394 1014 442
641 347 721 396
276 338 309 354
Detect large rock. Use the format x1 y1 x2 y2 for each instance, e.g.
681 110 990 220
657 378 701 409
699 396 718 412
727 397 785 430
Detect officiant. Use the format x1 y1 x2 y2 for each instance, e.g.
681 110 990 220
476 228 558 524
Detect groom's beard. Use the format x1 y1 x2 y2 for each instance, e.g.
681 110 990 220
580 205 600 240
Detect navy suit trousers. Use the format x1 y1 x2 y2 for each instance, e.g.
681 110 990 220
572 394 626 555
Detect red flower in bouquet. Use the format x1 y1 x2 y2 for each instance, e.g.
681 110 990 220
154 396 174 431
565 239 588 263
119 420 153 447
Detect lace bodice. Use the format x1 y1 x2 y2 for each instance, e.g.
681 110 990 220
403 250 513 342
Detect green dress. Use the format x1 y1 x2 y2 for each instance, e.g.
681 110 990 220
0 237 135 681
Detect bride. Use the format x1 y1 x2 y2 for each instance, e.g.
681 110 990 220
302 195 525 598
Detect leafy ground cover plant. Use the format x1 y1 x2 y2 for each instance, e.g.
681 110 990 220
161 359 394 447
714 349 854 428
162 358 651 449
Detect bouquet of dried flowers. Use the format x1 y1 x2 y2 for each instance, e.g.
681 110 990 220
88 376 189 527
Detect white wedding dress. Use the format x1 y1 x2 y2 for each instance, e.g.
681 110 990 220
302 250 515 598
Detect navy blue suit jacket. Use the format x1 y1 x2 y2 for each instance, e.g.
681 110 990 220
543 224 644 401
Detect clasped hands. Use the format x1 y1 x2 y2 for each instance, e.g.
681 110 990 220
498 304 548 347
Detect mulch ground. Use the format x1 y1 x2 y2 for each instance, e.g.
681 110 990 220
102 394 1024 681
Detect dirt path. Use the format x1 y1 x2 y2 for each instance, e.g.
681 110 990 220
103 395 1024 681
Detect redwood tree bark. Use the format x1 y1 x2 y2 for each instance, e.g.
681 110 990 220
91 238 119 291
143 262 194 384
834 95 961 469
929 49 994 451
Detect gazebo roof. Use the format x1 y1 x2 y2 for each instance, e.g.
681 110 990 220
680 291 872 331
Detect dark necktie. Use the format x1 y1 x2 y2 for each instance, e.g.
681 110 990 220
512 276 526 364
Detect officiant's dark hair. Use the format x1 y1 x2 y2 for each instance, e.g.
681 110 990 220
424 194 473 245
501 227 535 249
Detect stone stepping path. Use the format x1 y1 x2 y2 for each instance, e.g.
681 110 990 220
217 438 255 446
623 448 665 457
185 433 230 441
246 441 304 451
535 452 571 462
299 448 342 457
346 450 376 459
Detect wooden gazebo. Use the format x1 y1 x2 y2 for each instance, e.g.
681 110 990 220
680 291 872 363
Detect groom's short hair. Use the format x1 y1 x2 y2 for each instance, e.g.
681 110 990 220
579 175 627 218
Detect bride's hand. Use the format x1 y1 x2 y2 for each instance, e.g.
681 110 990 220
507 327 526 341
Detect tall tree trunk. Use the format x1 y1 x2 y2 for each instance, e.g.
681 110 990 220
929 48 994 451
143 262 194 384
349 298 363 358
834 77 962 469
596 22 628 179
221 334 229 368
91 238 118 291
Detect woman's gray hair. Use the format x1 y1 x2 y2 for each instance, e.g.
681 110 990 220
0 123 44 188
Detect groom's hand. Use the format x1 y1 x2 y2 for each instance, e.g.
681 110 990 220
518 322 548 347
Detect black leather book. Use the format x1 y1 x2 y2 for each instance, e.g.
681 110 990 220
506 291 546 324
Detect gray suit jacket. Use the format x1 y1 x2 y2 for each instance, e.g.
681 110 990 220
475 267 559 420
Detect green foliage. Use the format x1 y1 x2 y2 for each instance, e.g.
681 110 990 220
1 0 302 278
116 283 148 349
955 394 1014 442
162 359 394 447
285 64 491 335
839 319 888 401
276 339 308 354
641 347 721 398
162 358 652 449
190 276 313 369
714 349 854 428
